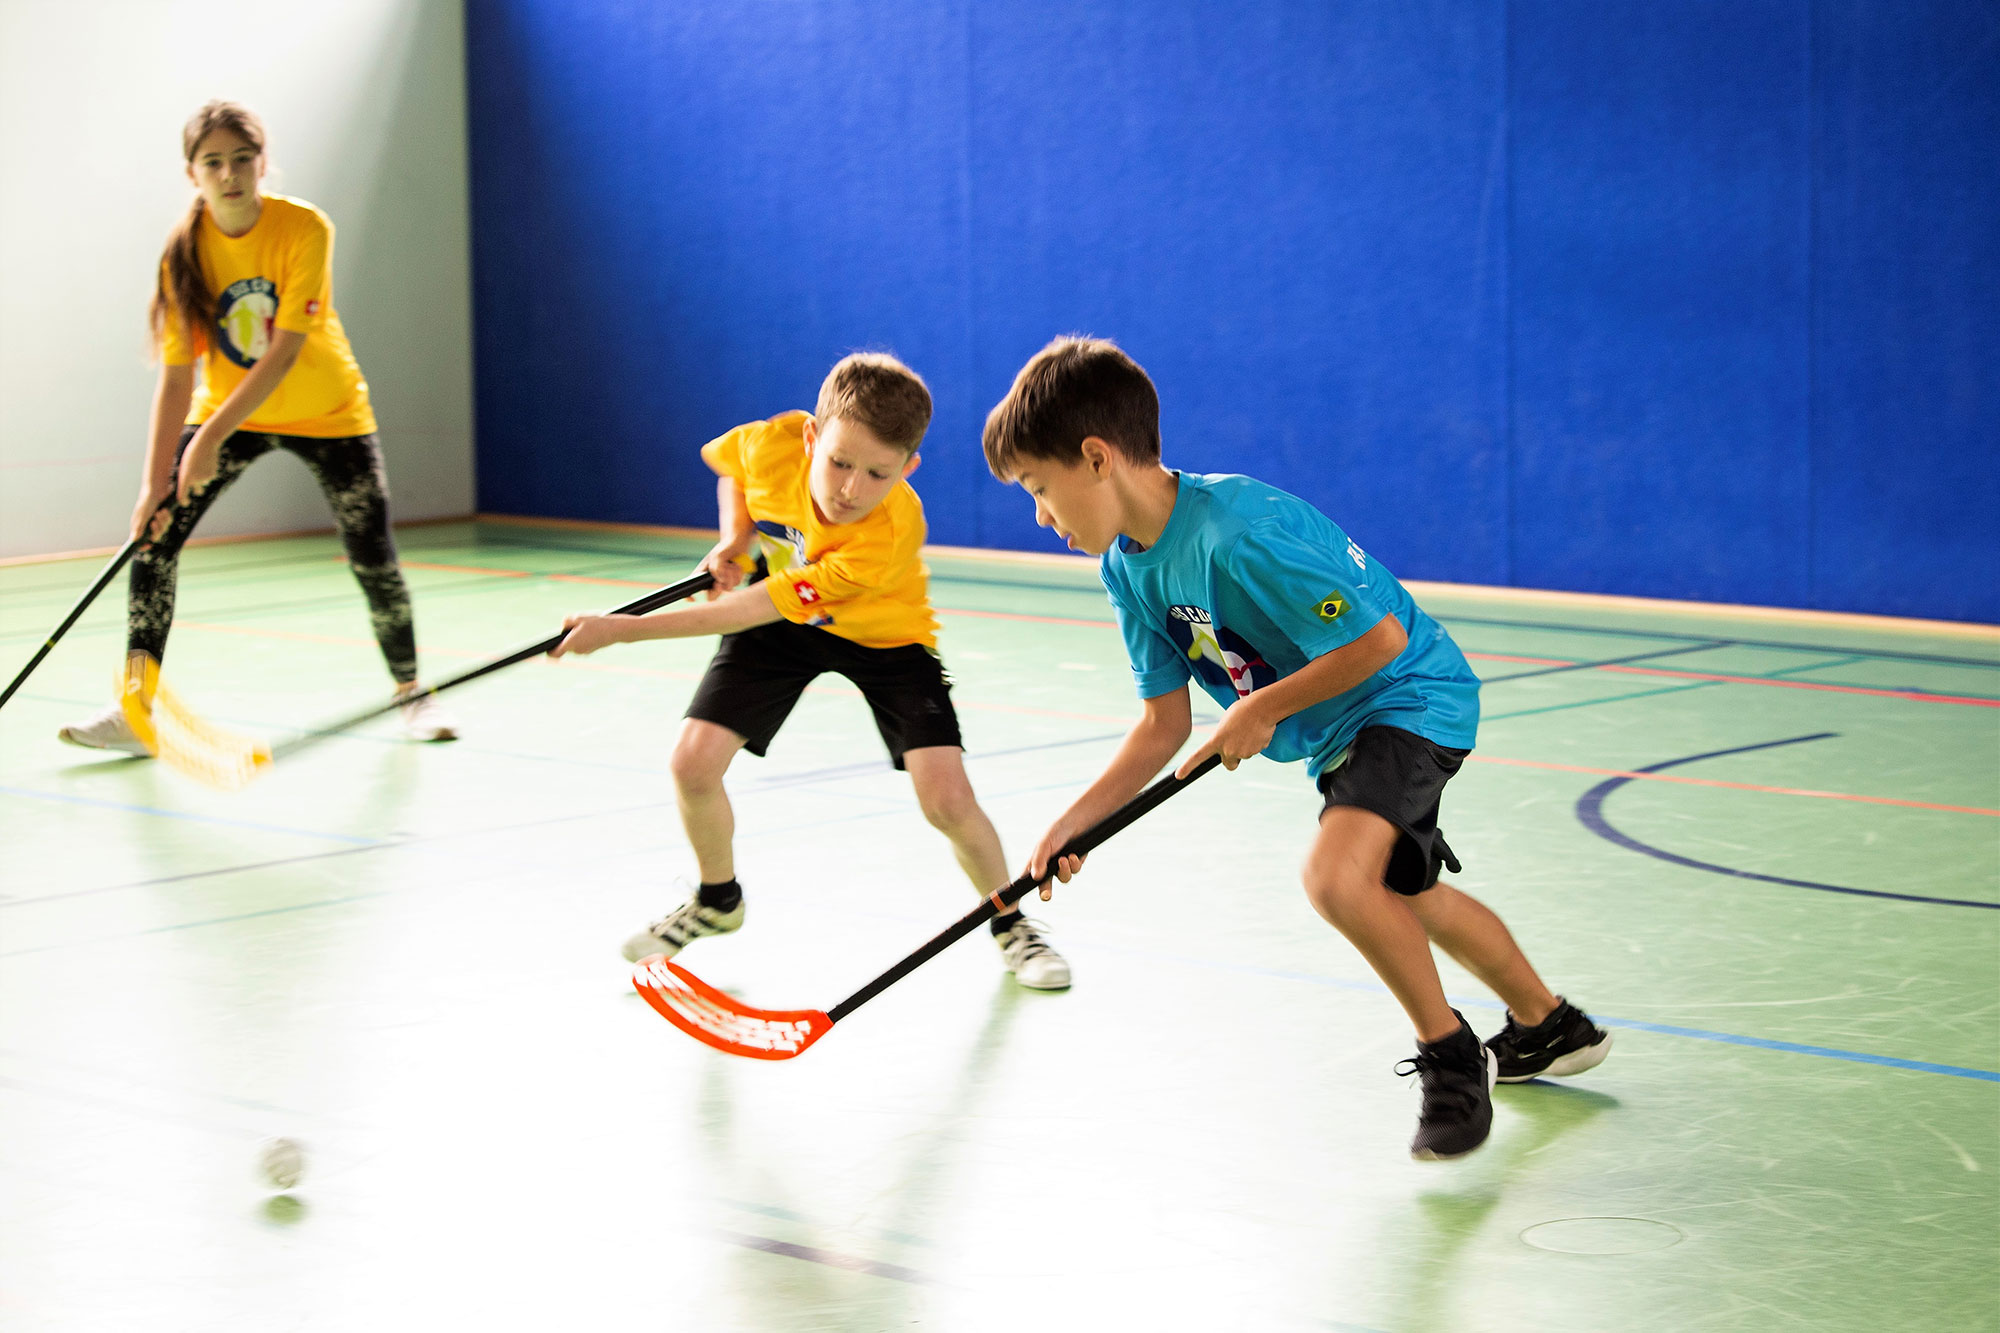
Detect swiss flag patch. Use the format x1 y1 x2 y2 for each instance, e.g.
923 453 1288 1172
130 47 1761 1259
793 579 820 605
304 299 321 315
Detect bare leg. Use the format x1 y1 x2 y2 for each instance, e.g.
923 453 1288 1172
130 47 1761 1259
670 719 747 884
1304 807 1461 1044
1407 883 1558 1026
901 747 1012 904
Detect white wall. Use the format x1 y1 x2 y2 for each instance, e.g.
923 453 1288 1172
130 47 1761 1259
0 0 473 560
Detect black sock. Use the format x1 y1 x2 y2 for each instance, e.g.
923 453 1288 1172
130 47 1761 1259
990 911 1019 938
697 878 741 912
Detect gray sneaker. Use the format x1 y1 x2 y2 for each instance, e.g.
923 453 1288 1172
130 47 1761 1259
995 915 1071 990
57 703 153 757
396 690 459 742
620 897 745 963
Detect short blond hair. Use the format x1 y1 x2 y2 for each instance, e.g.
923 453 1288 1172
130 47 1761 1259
815 353 933 455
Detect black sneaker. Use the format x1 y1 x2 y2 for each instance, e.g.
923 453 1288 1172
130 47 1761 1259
1397 1011 1497 1161
1484 998 1613 1083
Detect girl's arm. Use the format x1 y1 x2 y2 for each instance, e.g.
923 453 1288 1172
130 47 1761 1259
548 580 786 659
134 363 197 539
174 328 307 501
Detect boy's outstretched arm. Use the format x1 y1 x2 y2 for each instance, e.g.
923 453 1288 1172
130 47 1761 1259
1174 614 1408 778
1026 686 1193 892
548 581 786 658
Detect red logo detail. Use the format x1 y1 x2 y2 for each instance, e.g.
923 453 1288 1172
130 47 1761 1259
793 580 820 605
304 299 321 316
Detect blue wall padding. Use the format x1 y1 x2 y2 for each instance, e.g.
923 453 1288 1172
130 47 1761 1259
1809 1 2000 621
466 1 1999 622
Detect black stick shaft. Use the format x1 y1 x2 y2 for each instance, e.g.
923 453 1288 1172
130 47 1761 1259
269 570 716 759
826 754 1222 1023
0 538 141 712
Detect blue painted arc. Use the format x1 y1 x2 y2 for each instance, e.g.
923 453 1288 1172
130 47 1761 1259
1573 732 2000 911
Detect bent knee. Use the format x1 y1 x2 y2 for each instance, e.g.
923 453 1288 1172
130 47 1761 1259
917 785 979 832
670 726 739 791
1301 862 1391 925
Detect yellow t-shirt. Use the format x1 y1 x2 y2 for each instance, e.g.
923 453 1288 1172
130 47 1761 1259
158 193 376 437
701 411 939 650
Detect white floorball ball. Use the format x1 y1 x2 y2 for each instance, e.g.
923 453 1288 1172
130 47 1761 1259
257 1136 307 1192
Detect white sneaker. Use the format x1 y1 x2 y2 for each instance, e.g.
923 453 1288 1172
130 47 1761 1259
397 689 459 742
57 703 153 757
620 896 746 963
995 915 1071 990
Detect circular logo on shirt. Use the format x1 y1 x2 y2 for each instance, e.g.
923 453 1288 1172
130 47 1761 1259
1165 604 1277 699
214 277 278 367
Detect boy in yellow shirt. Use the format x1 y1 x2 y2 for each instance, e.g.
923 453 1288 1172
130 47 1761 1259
551 354 1069 989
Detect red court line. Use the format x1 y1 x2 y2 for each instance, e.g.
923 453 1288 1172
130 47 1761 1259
344 559 2000 705
394 560 533 578
173 622 1130 724
1468 754 2000 817
545 572 667 587
167 623 1992 804
1596 664 2000 708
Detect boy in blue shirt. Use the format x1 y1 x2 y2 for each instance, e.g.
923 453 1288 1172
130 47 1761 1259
982 337 1609 1160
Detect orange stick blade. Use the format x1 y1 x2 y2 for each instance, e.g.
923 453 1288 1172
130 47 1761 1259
631 957 832 1060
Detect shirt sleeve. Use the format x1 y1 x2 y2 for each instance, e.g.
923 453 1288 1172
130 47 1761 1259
762 505 916 624
274 212 333 335
1228 518 1390 658
699 422 754 484
156 264 197 366
1105 571 1192 700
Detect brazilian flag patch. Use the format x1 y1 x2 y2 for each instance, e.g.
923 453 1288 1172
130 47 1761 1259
1314 591 1349 623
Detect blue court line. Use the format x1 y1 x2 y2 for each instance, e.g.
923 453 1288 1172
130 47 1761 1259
1438 611 2000 672
709 1228 932 1285
1566 1015 2000 1083
1482 679 1720 722
0 892 392 959
1571 734 2000 910
1477 640 1731 683
1478 652 1871 722
1765 654 1871 677
1049 941 2000 1084
0 783 381 846
0 734 1128 911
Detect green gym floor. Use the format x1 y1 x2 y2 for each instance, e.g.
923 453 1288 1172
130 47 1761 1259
1 519 1995 1332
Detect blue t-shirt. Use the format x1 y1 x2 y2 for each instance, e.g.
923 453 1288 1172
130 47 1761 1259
1100 472 1480 779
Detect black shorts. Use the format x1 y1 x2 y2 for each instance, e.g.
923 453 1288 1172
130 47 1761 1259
686 618 962 769
1317 725 1469 896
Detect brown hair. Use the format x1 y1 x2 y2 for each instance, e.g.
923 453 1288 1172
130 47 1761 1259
982 336 1161 478
149 101 266 353
814 353 933 455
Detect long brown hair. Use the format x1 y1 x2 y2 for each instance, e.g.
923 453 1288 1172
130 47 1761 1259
149 101 266 353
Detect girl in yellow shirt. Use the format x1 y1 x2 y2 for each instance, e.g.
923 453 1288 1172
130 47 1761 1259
59 101 454 753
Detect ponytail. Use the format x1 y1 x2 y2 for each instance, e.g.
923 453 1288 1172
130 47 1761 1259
148 99 266 357
150 194 213 354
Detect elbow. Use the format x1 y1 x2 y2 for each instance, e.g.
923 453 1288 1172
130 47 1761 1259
1373 614 1409 668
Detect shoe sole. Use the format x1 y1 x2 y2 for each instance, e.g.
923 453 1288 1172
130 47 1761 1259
1495 1030 1614 1084
619 919 743 964
1411 1048 1498 1161
56 730 152 757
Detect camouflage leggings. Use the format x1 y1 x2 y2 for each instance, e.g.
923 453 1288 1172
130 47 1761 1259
129 428 418 683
